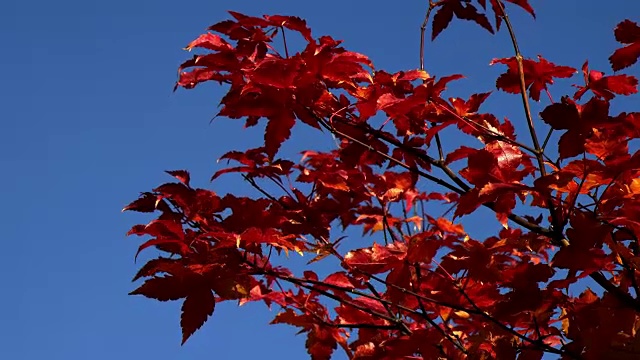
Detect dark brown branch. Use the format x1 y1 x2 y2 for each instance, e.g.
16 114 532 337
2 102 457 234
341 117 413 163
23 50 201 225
495 0 564 242
242 175 284 206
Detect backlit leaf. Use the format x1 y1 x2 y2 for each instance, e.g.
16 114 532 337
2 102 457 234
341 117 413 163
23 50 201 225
181 288 215 344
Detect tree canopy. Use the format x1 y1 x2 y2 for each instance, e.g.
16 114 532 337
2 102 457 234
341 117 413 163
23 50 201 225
124 1 640 359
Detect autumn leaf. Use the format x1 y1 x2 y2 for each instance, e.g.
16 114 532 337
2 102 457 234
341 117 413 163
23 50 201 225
181 288 216 344
184 33 232 52
271 308 312 328
487 0 536 31
609 19 640 71
131 257 185 282
265 111 296 160
249 58 302 89
491 55 576 101
122 193 159 213
552 212 613 275
540 96 610 159
574 61 638 100
432 0 494 40
265 15 314 43
165 170 191 187
323 272 355 289
129 275 192 301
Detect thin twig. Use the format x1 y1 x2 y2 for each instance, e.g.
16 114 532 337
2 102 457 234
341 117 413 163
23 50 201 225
280 26 289 58
541 128 554 151
494 0 565 248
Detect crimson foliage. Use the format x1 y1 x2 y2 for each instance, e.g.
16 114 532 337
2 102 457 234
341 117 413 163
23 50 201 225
124 2 640 359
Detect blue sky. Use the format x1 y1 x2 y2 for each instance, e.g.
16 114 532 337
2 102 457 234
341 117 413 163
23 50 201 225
2 1 639 359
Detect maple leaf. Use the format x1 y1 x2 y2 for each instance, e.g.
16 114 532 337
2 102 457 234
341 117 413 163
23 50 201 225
181 288 216 344
271 308 312 329
249 57 302 89
131 257 185 282
135 237 190 261
184 33 233 52
609 20 640 71
574 61 638 100
165 170 191 187
264 15 314 43
129 275 192 301
491 55 576 101
406 232 441 263
305 326 339 360
322 51 374 87
122 193 160 213
432 0 494 40
540 96 610 159
264 111 296 160
323 272 356 289
175 53 240 90
551 212 613 276
486 0 536 31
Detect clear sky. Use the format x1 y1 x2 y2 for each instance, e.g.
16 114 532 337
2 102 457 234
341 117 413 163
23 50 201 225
2 1 639 359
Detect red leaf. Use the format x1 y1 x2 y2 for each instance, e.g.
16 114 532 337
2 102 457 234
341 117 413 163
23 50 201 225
491 56 576 101
539 98 579 131
489 0 536 31
306 326 339 360
455 188 483 217
557 129 586 160
142 219 185 240
432 0 494 40
406 232 441 263
271 308 312 328
227 11 271 28
250 58 302 89
552 212 613 275
176 67 229 90
323 272 355 289
540 97 611 159
129 276 192 301
352 296 389 315
181 288 215 344
431 217 466 235
165 170 191 187
122 193 158 213
135 238 190 261
397 69 430 81
265 15 313 43
132 257 184 282
322 51 374 85
574 61 638 100
502 0 535 17
460 149 496 186
265 111 296 160
432 2 455 40
445 146 477 164
609 20 640 71
185 33 232 52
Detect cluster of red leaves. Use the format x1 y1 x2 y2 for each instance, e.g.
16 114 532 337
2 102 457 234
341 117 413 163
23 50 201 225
124 2 640 359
